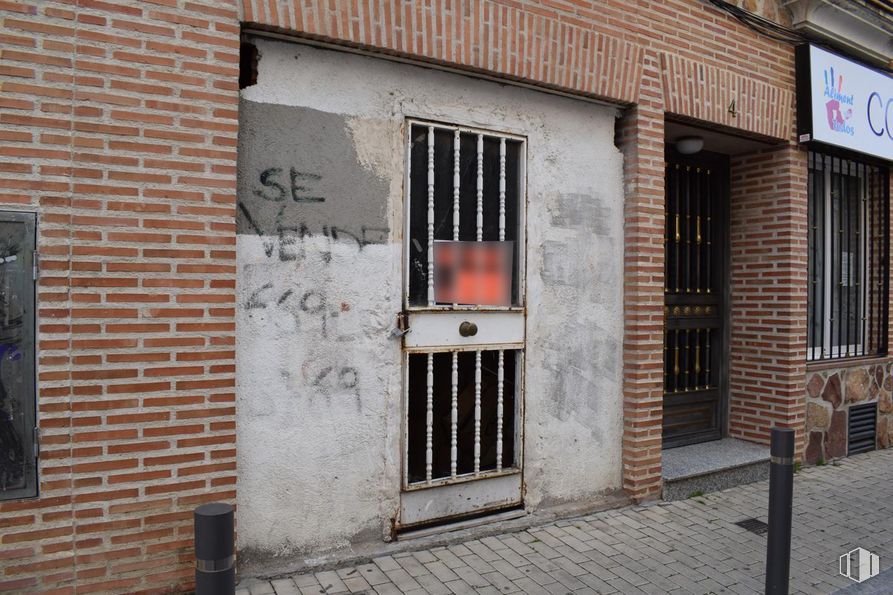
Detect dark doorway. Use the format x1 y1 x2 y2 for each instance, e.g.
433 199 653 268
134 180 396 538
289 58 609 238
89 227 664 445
662 151 729 448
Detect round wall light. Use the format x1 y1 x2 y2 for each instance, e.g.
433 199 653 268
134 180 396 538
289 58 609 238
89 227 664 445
676 136 704 155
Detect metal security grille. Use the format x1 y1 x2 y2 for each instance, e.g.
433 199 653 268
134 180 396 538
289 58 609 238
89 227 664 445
848 402 877 455
406 122 523 309
406 349 519 484
663 159 727 448
807 152 889 361
403 121 525 493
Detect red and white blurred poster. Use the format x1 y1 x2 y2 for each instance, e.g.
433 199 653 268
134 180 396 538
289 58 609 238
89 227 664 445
433 241 513 306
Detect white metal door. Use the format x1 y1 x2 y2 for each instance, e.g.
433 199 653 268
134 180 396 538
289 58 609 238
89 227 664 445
399 120 526 528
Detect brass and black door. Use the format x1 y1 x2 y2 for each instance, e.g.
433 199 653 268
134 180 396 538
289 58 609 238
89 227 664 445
663 153 728 448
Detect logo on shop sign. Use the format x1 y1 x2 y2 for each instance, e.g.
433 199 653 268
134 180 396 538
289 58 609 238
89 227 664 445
823 67 855 136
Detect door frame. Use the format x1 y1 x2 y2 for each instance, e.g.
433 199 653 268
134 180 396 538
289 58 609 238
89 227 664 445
662 147 731 449
397 117 530 528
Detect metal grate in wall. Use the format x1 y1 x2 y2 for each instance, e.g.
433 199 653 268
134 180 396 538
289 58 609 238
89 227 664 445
848 402 877 455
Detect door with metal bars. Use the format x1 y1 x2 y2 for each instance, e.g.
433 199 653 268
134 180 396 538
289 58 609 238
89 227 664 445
663 155 728 448
399 120 525 528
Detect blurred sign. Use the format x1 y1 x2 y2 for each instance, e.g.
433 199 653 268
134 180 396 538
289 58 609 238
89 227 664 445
434 241 513 306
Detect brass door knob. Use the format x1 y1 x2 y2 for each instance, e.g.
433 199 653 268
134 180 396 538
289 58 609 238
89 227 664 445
459 321 478 337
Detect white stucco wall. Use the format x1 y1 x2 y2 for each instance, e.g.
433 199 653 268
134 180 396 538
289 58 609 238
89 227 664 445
236 38 625 571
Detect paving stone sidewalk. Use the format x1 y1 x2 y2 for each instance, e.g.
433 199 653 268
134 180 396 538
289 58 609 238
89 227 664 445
240 449 893 595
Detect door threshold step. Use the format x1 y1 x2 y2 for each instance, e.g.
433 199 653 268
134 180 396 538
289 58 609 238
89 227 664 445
662 437 769 501
398 508 527 541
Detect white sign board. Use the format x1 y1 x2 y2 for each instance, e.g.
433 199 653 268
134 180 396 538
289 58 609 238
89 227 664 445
798 44 893 162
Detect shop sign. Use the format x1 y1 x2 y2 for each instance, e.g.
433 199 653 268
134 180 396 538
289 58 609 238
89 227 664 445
796 44 893 162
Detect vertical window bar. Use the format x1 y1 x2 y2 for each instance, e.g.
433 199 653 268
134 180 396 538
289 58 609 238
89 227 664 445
695 167 702 293
694 329 701 388
496 350 504 472
453 130 461 242
705 169 712 294
705 329 712 387
830 155 836 358
874 164 879 353
870 165 876 353
664 164 673 292
425 352 434 483
873 165 881 353
806 153 818 359
679 328 685 391
450 351 458 478
473 350 482 474
876 167 881 353
426 126 435 306
865 163 872 354
870 164 876 353
837 156 844 357
876 166 880 353
673 329 680 392
845 158 851 357
675 165 681 293
819 154 825 357
866 163 872 354
807 155 811 354
453 130 460 309
850 159 856 354
857 161 864 355
816 153 822 356
475 134 483 475
866 164 872 352
407 126 412 307
685 166 691 293
476 134 483 242
882 167 890 354
499 138 506 241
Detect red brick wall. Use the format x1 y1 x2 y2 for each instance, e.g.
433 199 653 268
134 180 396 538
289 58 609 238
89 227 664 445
239 0 796 94
0 0 808 589
659 52 794 141
0 1 239 592
729 145 809 454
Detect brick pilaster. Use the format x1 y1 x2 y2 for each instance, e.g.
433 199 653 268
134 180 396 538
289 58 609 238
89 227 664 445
729 145 809 457
617 49 666 502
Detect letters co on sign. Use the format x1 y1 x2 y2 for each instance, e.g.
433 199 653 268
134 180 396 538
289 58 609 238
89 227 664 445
796 44 893 162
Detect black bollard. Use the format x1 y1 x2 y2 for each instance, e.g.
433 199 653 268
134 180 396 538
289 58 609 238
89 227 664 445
194 502 235 595
765 428 795 595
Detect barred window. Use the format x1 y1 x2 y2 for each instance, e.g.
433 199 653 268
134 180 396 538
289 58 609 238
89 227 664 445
808 152 889 361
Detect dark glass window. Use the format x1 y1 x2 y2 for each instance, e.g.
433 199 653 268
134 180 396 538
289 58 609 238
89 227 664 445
807 152 889 361
0 211 37 500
